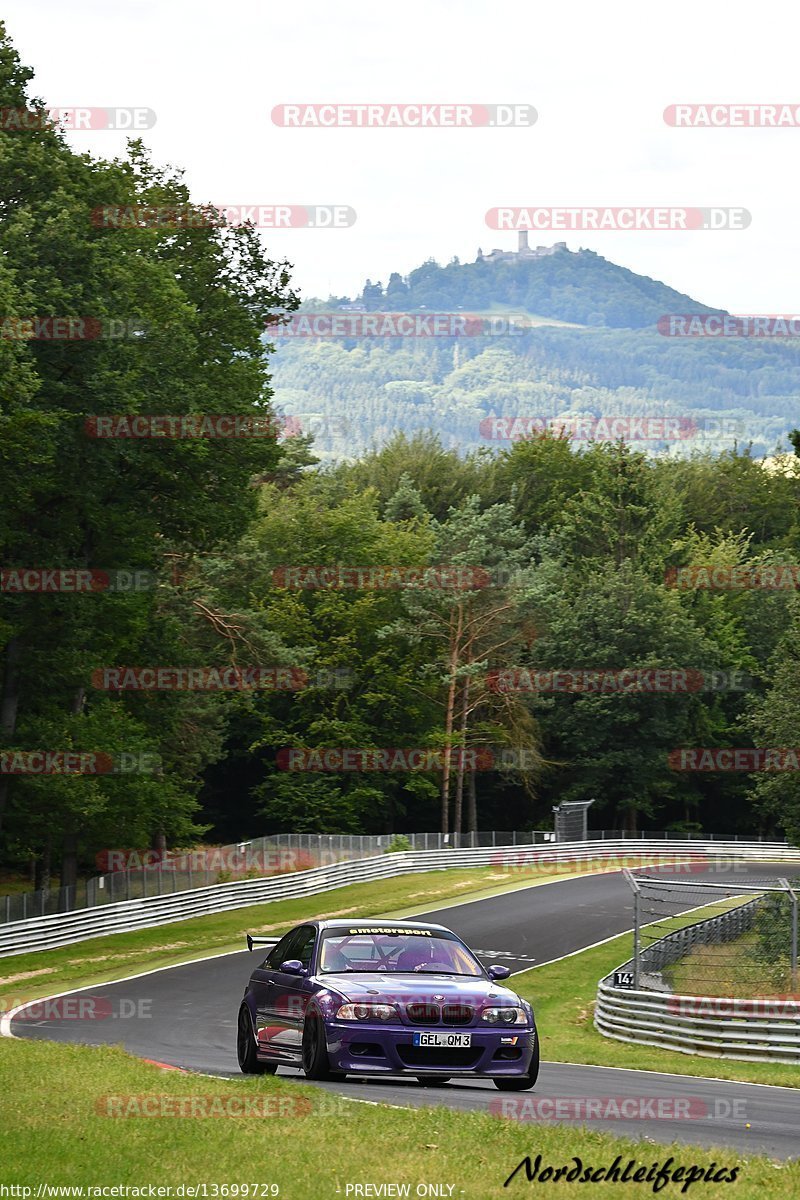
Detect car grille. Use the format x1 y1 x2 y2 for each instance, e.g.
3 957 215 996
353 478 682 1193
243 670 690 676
442 1003 473 1025
397 1046 481 1068
405 1002 474 1026
406 1003 441 1024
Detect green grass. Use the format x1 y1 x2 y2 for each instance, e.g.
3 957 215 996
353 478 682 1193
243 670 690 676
0 1037 796 1197
664 932 797 999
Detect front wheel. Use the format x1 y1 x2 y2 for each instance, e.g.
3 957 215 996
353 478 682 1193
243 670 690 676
237 1003 277 1075
302 1010 338 1080
492 1038 539 1091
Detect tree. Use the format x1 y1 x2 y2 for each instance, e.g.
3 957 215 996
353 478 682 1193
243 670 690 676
523 554 735 831
381 496 543 833
208 479 441 834
0 23 299 879
384 473 428 523
747 601 800 842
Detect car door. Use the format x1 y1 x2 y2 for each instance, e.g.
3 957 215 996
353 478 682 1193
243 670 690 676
250 930 298 1059
269 924 317 1057
279 925 318 1054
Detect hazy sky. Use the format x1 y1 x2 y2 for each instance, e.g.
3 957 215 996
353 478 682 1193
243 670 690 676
5 0 800 311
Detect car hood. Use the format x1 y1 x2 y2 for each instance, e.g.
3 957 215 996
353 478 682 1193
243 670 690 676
317 972 520 1005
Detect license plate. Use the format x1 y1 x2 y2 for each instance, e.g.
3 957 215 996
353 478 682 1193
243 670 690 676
412 1032 472 1047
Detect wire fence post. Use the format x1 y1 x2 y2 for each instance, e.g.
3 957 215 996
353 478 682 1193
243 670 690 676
623 868 641 988
784 879 799 993
793 895 798 994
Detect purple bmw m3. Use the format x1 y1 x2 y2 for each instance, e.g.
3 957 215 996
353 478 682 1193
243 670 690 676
237 918 539 1089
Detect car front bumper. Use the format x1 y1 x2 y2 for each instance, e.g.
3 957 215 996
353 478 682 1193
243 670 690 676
326 1020 537 1076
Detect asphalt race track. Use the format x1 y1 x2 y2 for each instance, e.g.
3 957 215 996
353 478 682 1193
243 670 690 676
8 863 800 1158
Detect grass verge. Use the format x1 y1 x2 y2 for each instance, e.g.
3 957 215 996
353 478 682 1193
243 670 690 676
0 1037 795 1197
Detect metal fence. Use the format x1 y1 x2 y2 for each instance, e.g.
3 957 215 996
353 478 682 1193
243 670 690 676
624 871 799 994
0 830 555 923
595 872 800 1063
0 827 780 925
1 838 798 958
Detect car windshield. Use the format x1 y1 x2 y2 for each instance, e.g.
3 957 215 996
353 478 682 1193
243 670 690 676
318 928 483 975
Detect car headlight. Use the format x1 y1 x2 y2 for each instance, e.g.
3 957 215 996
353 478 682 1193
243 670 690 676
481 1006 528 1025
335 1003 397 1021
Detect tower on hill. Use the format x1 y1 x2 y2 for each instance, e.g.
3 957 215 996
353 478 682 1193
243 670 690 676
477 237 568 264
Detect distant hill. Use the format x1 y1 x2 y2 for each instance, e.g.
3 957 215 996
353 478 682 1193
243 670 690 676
348 245 722 329
267 245 800 461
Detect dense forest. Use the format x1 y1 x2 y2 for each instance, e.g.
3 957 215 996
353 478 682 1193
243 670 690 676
2 26 800 893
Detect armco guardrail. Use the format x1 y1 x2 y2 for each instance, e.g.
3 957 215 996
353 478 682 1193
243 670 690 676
595 891 800 1063
2 839 799 958
595 981 800 1065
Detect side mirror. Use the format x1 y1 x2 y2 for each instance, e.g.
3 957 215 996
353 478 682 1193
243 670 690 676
279 959 306 976
488 964 511 980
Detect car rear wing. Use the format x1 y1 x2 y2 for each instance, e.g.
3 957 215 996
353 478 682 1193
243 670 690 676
246 934 280 952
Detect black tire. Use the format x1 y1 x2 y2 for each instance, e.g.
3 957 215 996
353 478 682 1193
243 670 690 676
416 1075 451 1086
301 1010 337 1080
237 1003 277 1075
492 1038 539 1091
